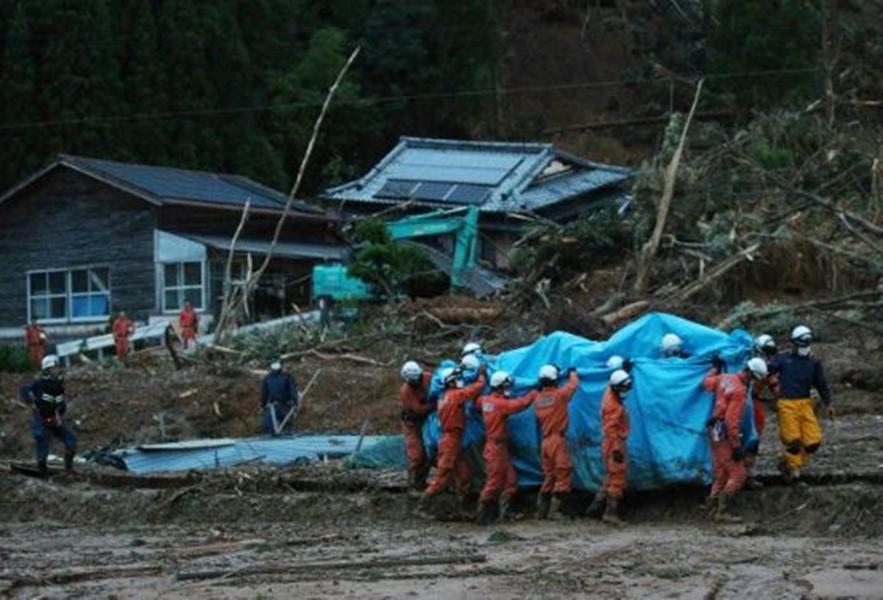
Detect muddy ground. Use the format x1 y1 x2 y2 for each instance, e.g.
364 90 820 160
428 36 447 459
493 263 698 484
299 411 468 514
2 413 882 598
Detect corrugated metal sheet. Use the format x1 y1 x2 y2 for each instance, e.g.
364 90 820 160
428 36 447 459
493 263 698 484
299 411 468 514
324 137 631 215
180 233 348 261
114 435 390 474
60 155 321 213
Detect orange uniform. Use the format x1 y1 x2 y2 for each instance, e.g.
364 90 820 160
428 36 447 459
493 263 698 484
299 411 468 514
703 369 749 496
600 387 630 498
112 316 135 357
179 306 199 347
25 324 47 367
534 370 580 494
400 371 434 489
475 390 536 502
425 375 486 497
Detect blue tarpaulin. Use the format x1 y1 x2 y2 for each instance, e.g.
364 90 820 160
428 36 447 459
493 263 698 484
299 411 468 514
420 312 756 491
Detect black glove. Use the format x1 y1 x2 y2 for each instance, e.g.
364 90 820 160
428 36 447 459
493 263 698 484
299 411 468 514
622 358 633 372
613 450 624 464
710 355 725 372
731 447 744 462
705 417 720 429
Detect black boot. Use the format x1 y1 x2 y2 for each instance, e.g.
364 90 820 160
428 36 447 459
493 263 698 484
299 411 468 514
714 494 742 523
549 494 566 520
64 449 75 472
587 492 606 519
602 496 626 526
476 500 495 525
498 495 512 522
37 460 48 478
536 492 552 520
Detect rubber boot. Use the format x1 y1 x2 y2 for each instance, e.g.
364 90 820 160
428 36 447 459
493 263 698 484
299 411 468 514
602 496 626 526
476 500 494 525
64 449 75 472
703 494 718 517
37 459 49 479
536 492 552 520
549 494 565 520
498 495 512 522
407 470 422 498
414 492 434 519
744 477 764 490
586 492 606 520
458 494 473 521
714 494 742 523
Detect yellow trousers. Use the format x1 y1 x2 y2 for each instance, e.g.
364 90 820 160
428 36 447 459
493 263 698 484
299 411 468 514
777 398 823 471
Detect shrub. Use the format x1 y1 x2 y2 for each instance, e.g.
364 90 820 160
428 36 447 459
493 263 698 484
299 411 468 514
0 345 32 373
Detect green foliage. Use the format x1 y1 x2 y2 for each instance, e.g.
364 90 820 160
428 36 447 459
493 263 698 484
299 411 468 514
0 345 31 373
353 218 391 245
348 242 445 299
0 1 498 192
705 0 822 107
509 207 632 280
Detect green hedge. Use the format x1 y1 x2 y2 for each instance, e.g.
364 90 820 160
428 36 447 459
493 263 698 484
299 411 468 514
0 345 32 373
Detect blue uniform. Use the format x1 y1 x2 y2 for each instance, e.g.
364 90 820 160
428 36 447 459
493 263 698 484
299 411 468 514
20 376 78 463
261 371 299 435
768 352 832 403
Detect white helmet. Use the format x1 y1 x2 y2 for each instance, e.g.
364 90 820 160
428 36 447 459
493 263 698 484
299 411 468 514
538 364 559 383
400 360 422 383
41 355 59 370
270 361 282 371
791 325 813 347
490 371 512 389
609 369 632 391
755 334 776 352
460 354 481 371
440 367 459 386
661 333 684 353
746 357 769 379
461 342 482 358
606 355 624 370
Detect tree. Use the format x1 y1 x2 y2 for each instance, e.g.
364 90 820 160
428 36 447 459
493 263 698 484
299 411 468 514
0 2 39 184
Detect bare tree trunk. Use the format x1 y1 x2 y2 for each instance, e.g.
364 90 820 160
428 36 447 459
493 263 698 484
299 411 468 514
214 200 251 345
632 79 704 296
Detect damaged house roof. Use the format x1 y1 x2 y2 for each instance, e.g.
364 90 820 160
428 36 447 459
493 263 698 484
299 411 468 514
323 137 632 215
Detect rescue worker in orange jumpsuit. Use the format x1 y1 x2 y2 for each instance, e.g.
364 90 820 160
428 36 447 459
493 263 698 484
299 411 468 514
703 356 770 522
419 365 486 516
179 301 199 349
24 320 47 368
112 312 135 357
399 360 434 493
745 334 780 488
474 371 536 524
534 364 580 519
599 369 633 526
768 325 834 485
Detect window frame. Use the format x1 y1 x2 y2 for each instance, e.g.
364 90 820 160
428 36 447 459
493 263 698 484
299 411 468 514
26 266 112 324
160 261 206 313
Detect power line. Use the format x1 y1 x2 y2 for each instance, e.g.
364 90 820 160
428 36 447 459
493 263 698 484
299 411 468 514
0 67 822 131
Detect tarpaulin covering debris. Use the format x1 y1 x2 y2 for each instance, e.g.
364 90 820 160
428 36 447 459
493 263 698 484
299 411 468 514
113 435 388 474
352 313 756 491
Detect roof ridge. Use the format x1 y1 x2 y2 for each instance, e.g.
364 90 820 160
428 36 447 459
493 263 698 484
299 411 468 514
399 136 553 153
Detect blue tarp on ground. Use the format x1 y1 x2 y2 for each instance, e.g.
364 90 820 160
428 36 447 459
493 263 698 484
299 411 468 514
114 435 388 474
420 312 756 491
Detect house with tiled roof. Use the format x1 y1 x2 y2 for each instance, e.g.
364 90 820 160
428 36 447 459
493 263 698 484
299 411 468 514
0 155 344 340
323 137 632 266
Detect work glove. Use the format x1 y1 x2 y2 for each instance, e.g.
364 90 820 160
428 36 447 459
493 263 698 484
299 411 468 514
731 447 744 462
622 358 633 372
613 450 624 464
710 355 725 372
705 417 721 429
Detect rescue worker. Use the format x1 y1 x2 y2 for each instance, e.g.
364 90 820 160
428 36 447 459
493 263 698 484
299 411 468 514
420 365 487 515
606 355 634 372
24 320 47 368
460 353 482 384
474 371 537 525
768 325 834 484
598 369 633 526
744 334 780 489
461 342 483 361
179 301 199 349
661 333 689 358
19 355 77 477
260 360 299 436
399 360 434 492
112 311 135 357
703 356 770 522
534 364 580 519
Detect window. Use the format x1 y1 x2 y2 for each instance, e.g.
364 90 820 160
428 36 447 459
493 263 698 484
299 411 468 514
28 267 111 322
162 261 204 311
